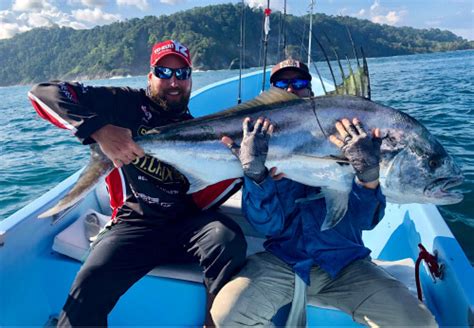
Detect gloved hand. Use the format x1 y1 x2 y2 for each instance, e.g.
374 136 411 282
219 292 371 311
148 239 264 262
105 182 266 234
329 118 382 183
223 117 273 183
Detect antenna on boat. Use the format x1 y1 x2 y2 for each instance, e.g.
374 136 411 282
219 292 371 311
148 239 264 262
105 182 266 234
261 0 271 93
307 0 314 68
238 0 245 104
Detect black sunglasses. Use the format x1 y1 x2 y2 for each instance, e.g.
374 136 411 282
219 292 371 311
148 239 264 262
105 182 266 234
151 66 192 80
273 78 310 90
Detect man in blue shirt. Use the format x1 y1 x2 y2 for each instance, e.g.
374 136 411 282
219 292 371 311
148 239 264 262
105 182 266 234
211 59 437 327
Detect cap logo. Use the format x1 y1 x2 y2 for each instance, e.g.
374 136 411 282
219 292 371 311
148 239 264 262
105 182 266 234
154 43 174 54
153 40 189 59
172 40 189 58
279 59 300 69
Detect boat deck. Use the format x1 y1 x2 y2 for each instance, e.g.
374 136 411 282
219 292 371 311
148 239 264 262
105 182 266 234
24 181 430 326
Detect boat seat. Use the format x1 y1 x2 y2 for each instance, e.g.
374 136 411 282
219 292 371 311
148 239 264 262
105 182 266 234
53 186 418 300
53 189 265 283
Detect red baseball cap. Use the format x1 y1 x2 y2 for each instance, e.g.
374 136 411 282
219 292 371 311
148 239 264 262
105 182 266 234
150 40 192 67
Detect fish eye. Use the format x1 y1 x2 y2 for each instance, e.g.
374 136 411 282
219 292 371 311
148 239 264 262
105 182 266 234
429 159 440 169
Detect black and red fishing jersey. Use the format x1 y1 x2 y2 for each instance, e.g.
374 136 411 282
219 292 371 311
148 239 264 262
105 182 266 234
28 81 242 224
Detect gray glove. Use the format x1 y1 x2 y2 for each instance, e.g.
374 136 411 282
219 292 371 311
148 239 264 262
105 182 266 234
228 118 271 183
340 121 382 183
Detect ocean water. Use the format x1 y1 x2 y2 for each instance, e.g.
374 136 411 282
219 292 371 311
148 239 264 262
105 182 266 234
1 50 473 264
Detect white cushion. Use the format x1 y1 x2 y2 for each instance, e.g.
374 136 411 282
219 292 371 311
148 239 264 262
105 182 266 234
53 207 265 283
52 209 109 261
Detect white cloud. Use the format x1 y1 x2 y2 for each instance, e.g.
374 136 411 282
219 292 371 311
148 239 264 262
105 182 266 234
12 0 49 11
160 0 186 4
117 0 149 11
26 12 53 27
245 0 264 7
1 1 121 39
0 22 25 39
372 10 406 25
0 10 14 23
79 0 109 7
370 0 380 12
357 9 366 16
368 1 407 26
72 8 121 24
245 0 285 11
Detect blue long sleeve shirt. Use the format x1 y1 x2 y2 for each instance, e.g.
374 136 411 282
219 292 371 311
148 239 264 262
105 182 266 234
242 176 386 285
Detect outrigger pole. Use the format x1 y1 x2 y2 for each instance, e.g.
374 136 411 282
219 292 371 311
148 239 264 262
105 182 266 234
307 0 314 67
261 0 271 93
277 0 287 61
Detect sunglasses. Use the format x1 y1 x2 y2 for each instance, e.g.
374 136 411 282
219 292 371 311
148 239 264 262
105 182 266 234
273 78 310 90
151 66 192 80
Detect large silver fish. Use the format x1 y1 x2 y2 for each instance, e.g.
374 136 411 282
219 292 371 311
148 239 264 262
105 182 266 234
38 88 464 230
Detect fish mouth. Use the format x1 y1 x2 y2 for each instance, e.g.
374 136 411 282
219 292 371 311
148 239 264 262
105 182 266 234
424 176 464 204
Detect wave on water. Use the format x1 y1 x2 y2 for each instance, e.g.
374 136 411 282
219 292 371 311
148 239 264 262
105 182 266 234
110 75 133 79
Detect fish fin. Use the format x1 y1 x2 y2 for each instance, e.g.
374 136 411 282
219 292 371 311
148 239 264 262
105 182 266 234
186 173 211 194
316 27 370 100
235 87 301 110
320 187 349 231
360 47 371 100
38 144 114 219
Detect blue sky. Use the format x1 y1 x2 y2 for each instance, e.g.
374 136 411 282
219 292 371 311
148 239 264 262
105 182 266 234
0 0 472 40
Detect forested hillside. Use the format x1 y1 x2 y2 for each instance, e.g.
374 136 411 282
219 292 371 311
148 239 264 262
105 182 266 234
0 3 471 86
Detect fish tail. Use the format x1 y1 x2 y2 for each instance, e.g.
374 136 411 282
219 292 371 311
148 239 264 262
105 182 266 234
37 144 113 219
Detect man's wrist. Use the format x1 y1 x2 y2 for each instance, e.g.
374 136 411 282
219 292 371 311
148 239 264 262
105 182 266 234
90 124 111 143
244 167 268 184
355 176 379 189
356 166 379 184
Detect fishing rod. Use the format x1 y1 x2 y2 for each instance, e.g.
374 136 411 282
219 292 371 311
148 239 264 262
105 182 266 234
237 0 245 104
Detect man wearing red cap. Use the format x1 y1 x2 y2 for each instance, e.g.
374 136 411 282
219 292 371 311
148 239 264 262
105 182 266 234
28 40 246 327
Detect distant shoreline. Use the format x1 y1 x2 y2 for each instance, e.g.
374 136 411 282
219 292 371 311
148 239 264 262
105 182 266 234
3 49 473 89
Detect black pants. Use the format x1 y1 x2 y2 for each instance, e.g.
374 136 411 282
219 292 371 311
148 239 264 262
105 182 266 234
58 210 247 327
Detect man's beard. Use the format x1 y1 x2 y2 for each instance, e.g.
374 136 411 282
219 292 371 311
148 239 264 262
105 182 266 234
148 86 190 116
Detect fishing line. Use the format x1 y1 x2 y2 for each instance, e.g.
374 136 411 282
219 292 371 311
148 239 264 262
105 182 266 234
310 97 328 139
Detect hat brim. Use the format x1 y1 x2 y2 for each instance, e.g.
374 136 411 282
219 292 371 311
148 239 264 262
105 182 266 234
270 67 312 84
152 52 192 67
